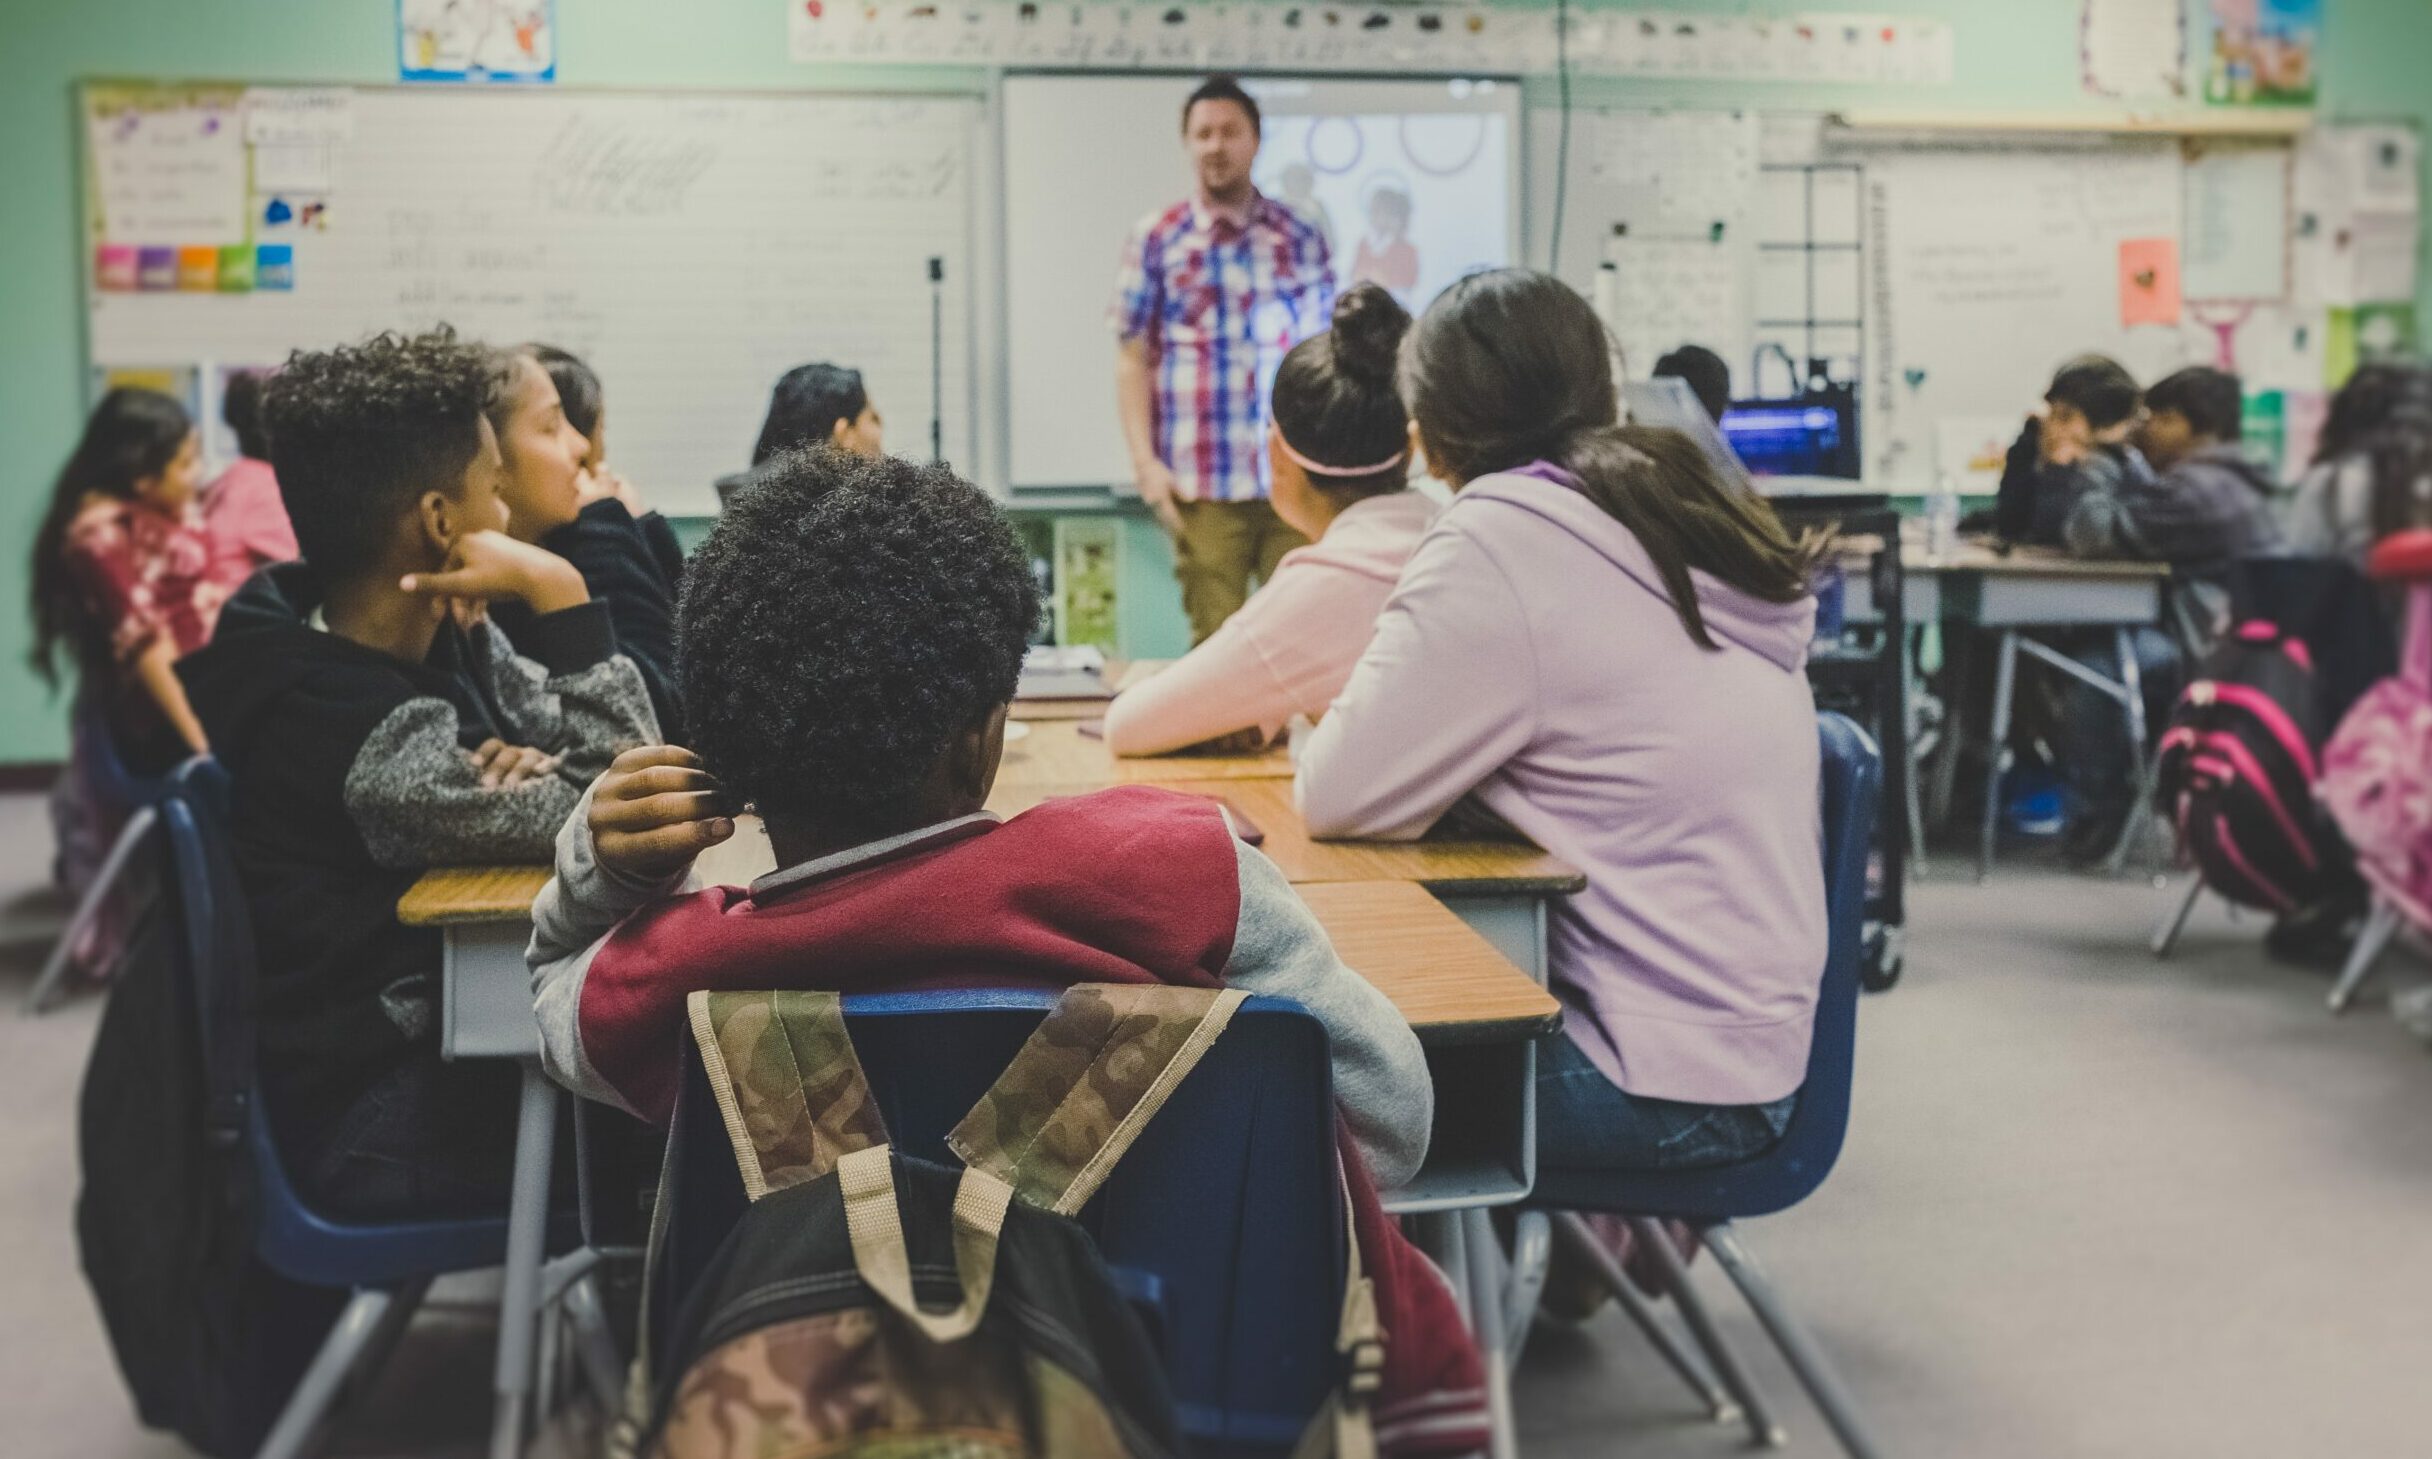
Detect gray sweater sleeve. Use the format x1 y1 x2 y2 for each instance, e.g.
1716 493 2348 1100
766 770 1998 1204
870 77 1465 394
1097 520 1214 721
1219 837 1433 1190
528 779 698 1112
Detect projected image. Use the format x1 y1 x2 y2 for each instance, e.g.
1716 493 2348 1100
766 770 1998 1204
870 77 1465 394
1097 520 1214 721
1257 107 1511 313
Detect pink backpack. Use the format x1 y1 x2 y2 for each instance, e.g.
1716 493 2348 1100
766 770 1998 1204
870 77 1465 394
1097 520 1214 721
2318 565 2432 921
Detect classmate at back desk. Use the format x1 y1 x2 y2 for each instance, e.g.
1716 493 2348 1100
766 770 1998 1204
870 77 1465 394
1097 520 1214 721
527 448 1489 1455
201 369 299 582
2069 365 2282 597
1994 355 2155 548
484 347 686 739
177 329 658 1218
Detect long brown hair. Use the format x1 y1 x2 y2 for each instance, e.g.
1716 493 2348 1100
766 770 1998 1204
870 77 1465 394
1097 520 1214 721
1402 268 1823 649
29 388 193 686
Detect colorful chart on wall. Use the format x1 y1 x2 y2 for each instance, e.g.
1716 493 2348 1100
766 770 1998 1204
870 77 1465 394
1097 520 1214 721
399 0 556 83
2196 0 2319 107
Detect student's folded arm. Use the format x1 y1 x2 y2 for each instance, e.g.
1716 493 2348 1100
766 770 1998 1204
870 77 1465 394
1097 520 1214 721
1219 839 1431 1190
1295 526 1537 841
1102 616 1290 757
342 697 591 870
2061 487 2134 558
479 607 661 780
527 778 697 1112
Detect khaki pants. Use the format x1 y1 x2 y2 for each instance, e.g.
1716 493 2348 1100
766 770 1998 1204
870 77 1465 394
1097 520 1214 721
1172 498 1308 644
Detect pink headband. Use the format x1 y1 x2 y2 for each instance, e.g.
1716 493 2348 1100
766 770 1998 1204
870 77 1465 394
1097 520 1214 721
1273 429 1408 479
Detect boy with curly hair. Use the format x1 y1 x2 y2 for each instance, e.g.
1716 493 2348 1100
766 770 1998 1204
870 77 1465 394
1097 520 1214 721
528 446 1489 1455
178 327 659 1218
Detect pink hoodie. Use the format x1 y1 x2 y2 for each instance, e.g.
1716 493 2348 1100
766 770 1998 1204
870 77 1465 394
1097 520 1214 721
1104 491 1440 756
1298 468 1826 1106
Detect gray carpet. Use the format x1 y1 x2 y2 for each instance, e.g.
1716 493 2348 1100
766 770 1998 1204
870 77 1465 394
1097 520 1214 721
1 786 2426 1457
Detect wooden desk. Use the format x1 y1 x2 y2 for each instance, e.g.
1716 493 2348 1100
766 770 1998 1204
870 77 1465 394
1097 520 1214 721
984 777 1577 979
995 717 1292 789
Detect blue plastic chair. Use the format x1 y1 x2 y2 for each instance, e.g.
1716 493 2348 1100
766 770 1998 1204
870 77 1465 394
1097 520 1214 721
26 699 178 1013
1529 711 1884 1459
651 989 1344 1458
160 760 564 1459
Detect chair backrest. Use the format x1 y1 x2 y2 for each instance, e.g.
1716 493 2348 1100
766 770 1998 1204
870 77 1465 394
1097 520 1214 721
72 694 166 816
1575 709 1881 1222
159 760 507 1287
2225 552 2401 727
654 989 1343 1455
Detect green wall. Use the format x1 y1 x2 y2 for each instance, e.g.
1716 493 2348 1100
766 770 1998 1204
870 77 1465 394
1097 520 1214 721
7 0 2431 759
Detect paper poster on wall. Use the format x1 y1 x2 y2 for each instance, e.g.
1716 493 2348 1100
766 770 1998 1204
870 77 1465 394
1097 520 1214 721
91 364 201 417
2118 237 2182 326
2080 0 2184 100
2182 144 2289 301
400 0 556 83
85 88 249 251
2196 0 2318 107
2326 305 2417 387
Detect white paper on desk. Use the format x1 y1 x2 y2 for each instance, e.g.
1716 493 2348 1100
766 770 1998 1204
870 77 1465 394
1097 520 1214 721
2080 0 2184 99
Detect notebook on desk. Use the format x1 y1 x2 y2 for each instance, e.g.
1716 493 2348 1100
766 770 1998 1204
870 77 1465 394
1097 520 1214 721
1017 644 1115 701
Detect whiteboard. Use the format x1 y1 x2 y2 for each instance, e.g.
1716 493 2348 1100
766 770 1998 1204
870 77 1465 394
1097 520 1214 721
1002 73 1521 492
1861 142 2195 488
85 86 983 516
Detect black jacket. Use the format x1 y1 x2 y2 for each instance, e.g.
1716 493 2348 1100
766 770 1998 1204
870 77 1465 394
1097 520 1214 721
177 563 656 1155
492 499 686 738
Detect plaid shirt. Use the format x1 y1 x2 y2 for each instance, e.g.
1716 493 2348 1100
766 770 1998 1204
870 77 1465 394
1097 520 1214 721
1111 192 1335 503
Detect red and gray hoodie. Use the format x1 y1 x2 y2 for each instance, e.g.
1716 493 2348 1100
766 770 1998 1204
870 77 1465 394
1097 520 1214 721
527 783 1488 1455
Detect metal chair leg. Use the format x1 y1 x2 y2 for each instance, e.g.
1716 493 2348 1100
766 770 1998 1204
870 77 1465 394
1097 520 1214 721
1624 1217 1783 1446
1550 1214 1738 1426
2151 876 2205 959
1977 631 2019 882
1704 1224 1886 1459
561 1273 629 1420
24 804 158 1014
2104 627 2154 876
1504 1210 1552 1361
2328 899 2404 1014
256 1281 429 1459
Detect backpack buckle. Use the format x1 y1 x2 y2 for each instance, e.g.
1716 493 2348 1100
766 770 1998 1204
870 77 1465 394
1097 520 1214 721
1342 1336 1386 1396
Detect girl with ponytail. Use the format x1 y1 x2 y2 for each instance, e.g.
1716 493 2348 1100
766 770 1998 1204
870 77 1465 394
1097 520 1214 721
1104 283 1439 755
1300 268 1832 1180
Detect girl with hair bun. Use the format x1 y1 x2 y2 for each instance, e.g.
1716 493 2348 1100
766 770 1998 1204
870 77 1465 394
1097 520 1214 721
1104 283 1438 755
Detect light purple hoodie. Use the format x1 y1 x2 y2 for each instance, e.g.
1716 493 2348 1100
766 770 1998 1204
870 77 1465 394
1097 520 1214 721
1297 466 1826 1106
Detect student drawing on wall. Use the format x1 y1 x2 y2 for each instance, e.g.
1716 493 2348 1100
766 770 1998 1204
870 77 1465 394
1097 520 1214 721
1276 162 1338 258
1351 182 1419 301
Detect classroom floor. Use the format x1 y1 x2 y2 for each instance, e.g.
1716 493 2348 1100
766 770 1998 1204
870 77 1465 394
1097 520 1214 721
3 790 2430 1459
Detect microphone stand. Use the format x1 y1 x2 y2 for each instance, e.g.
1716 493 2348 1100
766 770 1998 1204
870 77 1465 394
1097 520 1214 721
928 256 945 464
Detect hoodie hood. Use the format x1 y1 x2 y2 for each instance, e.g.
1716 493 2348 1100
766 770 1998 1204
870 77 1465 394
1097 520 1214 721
1456 467 1817 672
178 561 467 768
2176 442 2278 499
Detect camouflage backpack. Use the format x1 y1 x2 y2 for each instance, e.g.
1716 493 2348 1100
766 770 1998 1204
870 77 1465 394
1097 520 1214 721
623 983 1384 1459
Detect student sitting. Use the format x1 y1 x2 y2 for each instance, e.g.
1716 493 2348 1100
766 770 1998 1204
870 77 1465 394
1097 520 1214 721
1297 270 1827 1186
528 343 688 591
2287 361 2432 562
484 346 685 738
1994 354 2156 547
1651 342 1733 424
177 328 657 1218
201 369 299 581
527 448 1486 1454
2071 365 2282 589
1104 284 1435 756
712 361 883 506
30 388 221 776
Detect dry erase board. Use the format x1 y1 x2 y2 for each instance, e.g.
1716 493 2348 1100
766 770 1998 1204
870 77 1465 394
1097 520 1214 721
82 83 984 516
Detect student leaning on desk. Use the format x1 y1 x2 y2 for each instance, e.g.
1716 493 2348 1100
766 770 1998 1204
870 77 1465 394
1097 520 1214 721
522 445 1492 1453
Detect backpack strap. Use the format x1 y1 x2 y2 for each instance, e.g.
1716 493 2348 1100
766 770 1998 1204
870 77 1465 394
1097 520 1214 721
687 989 889 1200
947 983 1248 1215
834 1146 1014 1343
1292 1162 1383 1459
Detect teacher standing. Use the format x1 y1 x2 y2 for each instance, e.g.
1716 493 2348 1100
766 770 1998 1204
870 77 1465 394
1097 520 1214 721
1112 77 1337 643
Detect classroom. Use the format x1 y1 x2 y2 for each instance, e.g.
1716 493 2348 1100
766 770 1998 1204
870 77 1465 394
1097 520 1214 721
4 0 2430 1455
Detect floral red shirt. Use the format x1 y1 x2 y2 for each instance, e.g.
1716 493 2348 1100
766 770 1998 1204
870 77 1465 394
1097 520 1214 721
62 498 238 671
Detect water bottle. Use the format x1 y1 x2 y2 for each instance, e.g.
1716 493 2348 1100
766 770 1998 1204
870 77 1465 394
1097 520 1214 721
1925 472 1961 558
